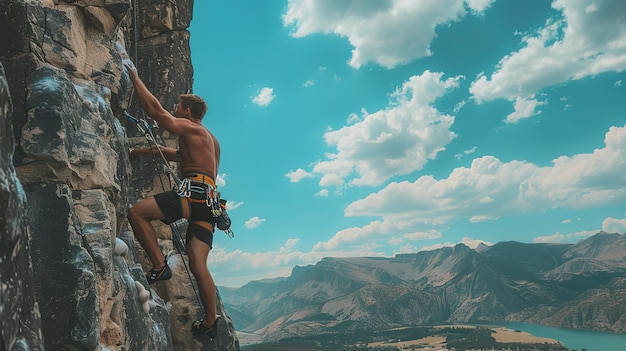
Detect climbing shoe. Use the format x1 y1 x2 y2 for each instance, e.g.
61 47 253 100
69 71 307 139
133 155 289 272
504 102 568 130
191 315 221 338
145 264 172 285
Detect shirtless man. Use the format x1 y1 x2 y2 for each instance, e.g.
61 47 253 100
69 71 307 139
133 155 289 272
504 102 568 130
123 59 221 337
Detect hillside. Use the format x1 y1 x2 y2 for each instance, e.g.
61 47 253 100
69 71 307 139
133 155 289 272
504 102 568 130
220 232 626 341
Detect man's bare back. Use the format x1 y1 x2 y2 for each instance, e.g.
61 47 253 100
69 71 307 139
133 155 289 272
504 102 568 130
178 128 220 179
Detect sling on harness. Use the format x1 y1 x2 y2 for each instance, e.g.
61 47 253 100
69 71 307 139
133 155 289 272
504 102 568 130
177 173 233 237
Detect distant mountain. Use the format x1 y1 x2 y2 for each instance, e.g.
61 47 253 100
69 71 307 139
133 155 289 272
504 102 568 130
220 232 626 341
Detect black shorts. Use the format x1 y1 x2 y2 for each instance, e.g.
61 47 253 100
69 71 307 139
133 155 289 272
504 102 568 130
154 190 215 248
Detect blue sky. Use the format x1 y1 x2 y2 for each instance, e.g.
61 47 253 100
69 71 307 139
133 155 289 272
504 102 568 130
188 0 626 288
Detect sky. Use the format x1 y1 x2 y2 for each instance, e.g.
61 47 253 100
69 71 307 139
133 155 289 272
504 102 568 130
188 0 626 288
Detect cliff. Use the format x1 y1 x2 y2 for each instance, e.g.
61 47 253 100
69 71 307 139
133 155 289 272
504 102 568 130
0 1 238 350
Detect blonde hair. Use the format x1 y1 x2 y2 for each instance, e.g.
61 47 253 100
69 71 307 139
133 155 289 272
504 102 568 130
179 94 208 120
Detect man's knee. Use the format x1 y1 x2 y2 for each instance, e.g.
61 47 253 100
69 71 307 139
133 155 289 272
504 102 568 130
187 250 209 275
189 258 208 276
127 205 140 222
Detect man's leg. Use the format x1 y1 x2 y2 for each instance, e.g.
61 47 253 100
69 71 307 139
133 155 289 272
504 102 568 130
187 236 217 325
128 196 167 269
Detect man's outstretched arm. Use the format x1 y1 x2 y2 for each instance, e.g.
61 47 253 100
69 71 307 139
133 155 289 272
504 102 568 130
123 59 196 135
123 60 167 119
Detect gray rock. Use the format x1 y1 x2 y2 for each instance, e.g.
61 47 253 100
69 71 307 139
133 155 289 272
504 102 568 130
1 1 239 350
0 59 45 351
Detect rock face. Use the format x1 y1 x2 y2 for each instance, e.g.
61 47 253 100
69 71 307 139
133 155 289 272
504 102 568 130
0 1 238 350
223 233 626 341
0 59 45 351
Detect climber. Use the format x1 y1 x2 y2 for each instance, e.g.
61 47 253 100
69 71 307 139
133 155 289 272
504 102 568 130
123 58 221 338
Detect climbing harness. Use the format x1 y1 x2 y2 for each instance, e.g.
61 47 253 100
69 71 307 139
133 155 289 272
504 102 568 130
176 173 234 237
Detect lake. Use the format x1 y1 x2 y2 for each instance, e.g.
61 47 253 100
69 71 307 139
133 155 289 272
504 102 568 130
501 322 626 351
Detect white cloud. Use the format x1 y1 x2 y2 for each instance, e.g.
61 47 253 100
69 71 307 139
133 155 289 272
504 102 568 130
315 189 329 197
216 173 227 187
602 217 626 234
504 96 547 124
403 229 442 241
313 220 392 251
245 216 265 229
388 236 403 246
283 0 495 69
252 87 275 106
311 71 461 187
285 168 314 182
226 201 243 211
314 124 626 249
303 79 315 87
347 112 361 125
470 0 626 104
478 196 494 203
319 173 345 187
533 230 596 243
282 238 300 251
454 146 477 160
349 124 626 217
396 243 419 255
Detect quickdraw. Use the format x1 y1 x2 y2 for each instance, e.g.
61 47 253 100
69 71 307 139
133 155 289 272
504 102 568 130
176 174 223 217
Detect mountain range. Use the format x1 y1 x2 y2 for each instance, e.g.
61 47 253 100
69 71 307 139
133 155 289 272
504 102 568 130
220 232 626 342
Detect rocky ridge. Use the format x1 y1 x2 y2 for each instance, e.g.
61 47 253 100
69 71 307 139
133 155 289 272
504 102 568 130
222 232 626 341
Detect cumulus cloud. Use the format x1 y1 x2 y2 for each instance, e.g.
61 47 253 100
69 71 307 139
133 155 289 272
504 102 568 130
314 124 626 249
602 217 626 234
285 168 314 182
310 71 461 187
313 221 385 251
252 87 275 106
315 189 329 197
216 173 231 187
470 0 626 104
283 0 495 68
226 201 244 211
504 97 547 124
245 216 266 229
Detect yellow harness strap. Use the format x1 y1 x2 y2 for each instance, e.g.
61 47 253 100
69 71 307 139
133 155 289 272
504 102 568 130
185 173 216 187
178 173 218 232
